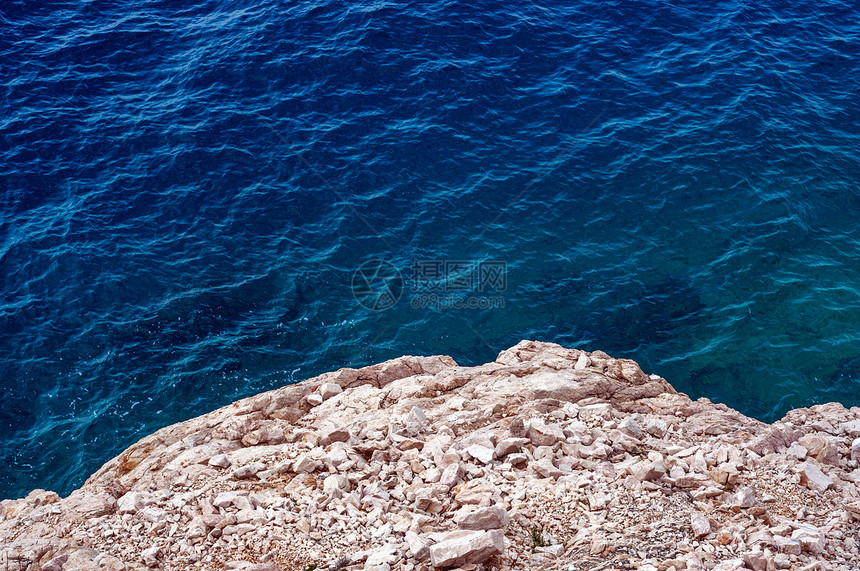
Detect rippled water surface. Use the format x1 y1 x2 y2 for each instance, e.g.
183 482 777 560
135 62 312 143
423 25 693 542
2 0 859 499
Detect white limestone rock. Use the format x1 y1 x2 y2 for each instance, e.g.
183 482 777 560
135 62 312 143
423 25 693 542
440 462 461 487
364 545 397 569
532 458 564 480
773 535 802 555
319 423 350 444
527 418 565 446
404 531 432 560
4 340 860 571
643 418 668 438
116 491 154 515
741 549 773 571
691 513 711 538
851 437 860 462
732 486 756 509
791 525 825 554
428 529 505 567
636 460 666 482
319 382 343 400
619 416 644 439
799 462 834 493
142 546 161 567
323 474 350 493
785 442 808 460
208 453 232 468
494 437 529 459
232 461 265 479
466 444 494 464
453 505 510 530
293 454 320 474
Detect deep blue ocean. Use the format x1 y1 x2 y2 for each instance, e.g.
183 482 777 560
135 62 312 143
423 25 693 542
2 0 859 500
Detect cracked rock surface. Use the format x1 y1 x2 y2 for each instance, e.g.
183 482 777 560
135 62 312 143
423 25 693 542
2 341 860 571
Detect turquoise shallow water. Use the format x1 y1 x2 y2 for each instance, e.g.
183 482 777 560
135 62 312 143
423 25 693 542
2 0 860 499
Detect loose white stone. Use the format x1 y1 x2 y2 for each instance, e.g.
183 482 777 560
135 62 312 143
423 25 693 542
773 535 802 555
208 454 232 468
117 492 154 515
494 437 529 459
429 529 505 567
786 442 808 460
213 491 244 508
409 406 427 424
643 418 668 438
233 461 265 479
423 467 442 483
851 437 860 462
742 550 773 571
319 382 342 400
841 420 860 438
139 506 167 523
142 546 161 567
636 460 665 482
619 416 644 439
532 458 563 479
527 419 565 446
440 463 461 487
324 474 350 493
799 462 834 493
186 516 208 539
690 513 711 538
732 486 756 509
326 444 350 468
319 423 350 444
405 530 432 560
293 454 319 473
453 505 509 530
466 445 494 464
792 525 826 554
365 545 397 568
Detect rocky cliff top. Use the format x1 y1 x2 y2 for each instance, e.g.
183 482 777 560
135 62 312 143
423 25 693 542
2 341 860 571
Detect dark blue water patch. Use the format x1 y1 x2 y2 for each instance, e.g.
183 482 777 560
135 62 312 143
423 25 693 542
3 0 860 499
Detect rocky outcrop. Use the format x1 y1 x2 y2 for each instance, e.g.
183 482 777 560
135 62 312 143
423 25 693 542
2 340 859 571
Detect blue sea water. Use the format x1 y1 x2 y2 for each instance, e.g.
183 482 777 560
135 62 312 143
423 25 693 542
2 0 860 500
